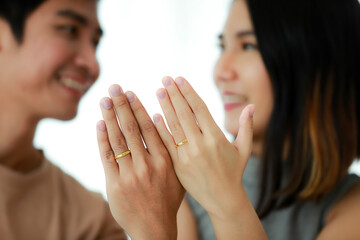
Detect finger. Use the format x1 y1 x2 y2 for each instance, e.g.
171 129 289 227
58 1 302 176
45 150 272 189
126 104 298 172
96 120 118 182
125 91 165 155
156 87 187 145
109 85 147 162
153 113 178 163
174 77 219 136
100 97 132 174
162 76 201 140
233 104 255 160
100 97 129 156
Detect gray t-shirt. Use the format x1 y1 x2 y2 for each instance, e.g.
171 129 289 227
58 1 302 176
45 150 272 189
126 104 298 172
186 156 360 240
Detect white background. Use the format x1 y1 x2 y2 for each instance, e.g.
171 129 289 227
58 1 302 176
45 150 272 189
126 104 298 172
34 0 360 199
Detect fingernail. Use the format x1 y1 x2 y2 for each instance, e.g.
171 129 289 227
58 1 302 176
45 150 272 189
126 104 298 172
157 89 166 99
153 114 161 123
249 107 255 118
126 91 135 103
240 105 255 122
175 77 184 87
162 77 172 87
101 98 113 109
97 121 106 131
110 85 123 96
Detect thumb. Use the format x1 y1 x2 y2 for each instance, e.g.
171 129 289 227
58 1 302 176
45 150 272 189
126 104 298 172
233 104 255 159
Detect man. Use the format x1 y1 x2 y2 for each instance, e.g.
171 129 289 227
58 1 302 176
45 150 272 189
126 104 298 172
0 0 126 239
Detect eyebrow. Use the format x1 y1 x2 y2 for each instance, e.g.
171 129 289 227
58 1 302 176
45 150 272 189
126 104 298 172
218 30 255 40
56 9 103 36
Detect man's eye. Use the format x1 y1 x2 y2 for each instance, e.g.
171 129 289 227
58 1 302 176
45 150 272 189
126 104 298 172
242 43 258 51
92 37 100 48
218 43 225 51
56 25 78 36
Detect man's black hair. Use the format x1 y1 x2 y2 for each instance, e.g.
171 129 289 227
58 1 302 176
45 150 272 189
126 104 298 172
0 0 46 42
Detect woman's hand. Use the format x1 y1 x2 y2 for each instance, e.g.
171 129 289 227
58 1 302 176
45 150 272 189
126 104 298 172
96 84 185 240
154 76 254 219
154 77 267 239
154 77 262 218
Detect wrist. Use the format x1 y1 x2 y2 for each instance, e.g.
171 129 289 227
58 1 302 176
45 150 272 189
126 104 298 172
129 217 178 240
207 187 268 240
206 186 247 221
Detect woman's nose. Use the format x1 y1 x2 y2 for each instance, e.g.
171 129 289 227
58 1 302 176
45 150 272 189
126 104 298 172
214 52 237 83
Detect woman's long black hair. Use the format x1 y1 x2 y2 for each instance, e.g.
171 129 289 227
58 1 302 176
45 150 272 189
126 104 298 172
245 0 360 218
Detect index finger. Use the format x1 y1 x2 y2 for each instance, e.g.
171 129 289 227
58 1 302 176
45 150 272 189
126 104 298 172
161 77 201 140
109 85 146 160
174 77 220 135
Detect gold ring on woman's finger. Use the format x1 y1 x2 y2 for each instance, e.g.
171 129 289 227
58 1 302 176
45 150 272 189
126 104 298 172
176 139 188 148
115 150 131 160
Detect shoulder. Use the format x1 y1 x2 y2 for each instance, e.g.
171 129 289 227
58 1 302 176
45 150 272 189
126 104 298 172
47 161 127 239
327 181 360 222
318 181 360 239
48 161 104 204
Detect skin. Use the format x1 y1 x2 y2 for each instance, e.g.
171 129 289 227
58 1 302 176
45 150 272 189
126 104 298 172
98 0 360 239
0 0 102 173
155 76 267 240
97 0 266 239
213 0 273 158
172 1 360 239
97 86 184 240
214 1 360 239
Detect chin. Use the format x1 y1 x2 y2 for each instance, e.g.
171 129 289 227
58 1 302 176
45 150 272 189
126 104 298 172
51 107 79 121
58 114 77 121
225 120 239 136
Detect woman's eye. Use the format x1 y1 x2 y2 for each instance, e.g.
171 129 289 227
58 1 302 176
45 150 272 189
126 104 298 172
242 43 258 51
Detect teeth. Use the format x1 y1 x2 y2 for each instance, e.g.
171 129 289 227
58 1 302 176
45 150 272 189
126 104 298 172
60 78 88 92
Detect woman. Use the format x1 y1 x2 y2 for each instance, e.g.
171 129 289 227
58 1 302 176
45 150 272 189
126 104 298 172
97 0 360 239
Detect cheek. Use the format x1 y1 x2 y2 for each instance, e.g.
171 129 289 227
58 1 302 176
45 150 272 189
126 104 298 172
213 58 223 87
254 81 273 138
34 38 73 69
244 56 273 137
20 39 73 87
